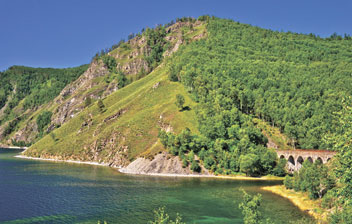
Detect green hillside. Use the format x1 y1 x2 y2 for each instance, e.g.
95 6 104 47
170 17 352 150
24 63 198 165
0 65 88 145
21 16 352 177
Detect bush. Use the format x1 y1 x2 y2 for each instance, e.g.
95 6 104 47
175 94 185 111
190 160 201 172
149 207 184 224
102 55 117 72
284 175 294 189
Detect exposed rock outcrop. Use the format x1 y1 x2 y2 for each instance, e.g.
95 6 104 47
120 152 211 175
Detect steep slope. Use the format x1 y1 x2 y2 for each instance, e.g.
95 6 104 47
1 19 206 149
22 18 207 173
21 16 352 177
154 17 352 176
24 63 199 168
0 65 88 146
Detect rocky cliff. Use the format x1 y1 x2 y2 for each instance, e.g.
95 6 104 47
20 19 207 175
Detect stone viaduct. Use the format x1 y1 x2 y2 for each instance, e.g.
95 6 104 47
276 150 336 172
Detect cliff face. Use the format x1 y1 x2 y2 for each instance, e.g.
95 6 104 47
20 20 207 174
2 20 206 149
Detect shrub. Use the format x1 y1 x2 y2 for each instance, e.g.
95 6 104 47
284 175 294 189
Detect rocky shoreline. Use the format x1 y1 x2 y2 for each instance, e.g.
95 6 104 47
14 154 284 181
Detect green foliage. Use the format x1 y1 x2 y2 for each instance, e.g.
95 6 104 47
144 25 167 68
283 175 294 189
171 17 352 150
190 159 201 172
11 139 31 147
101 55 117 72
326 97 352 206
240 154 260 177
116 72 129 89
0 65 88 116
149 207 185 224
325 98 352 222
239 189 265 224
168 64 179 82
104 71 130 89
3 117 21 137
36 111 53 134
329 206 352 224
284 160 335 199
272 158 287 176
175 94 185 111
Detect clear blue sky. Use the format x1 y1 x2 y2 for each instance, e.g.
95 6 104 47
1 0 351 71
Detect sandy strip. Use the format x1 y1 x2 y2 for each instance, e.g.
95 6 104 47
262 185 328 223
118 168 283 180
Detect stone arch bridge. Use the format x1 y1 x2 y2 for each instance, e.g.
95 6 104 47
276 150 336 172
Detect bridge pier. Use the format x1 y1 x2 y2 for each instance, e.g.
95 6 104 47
276 150 336 172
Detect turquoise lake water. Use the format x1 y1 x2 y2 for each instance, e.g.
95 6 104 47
0 148 312 223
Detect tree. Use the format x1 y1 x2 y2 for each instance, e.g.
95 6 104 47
240 154 260 176
175 94 185 111
272 158 287 177
326 98 352 203
102 55 117 72
239 189 263 224
149 207 185 224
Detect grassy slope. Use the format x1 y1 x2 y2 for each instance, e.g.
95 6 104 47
254 118 293 150
25 64 198 162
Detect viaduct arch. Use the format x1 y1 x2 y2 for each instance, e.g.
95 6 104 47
277 150 336 172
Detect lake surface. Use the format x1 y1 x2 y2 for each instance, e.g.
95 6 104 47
0 148 312 223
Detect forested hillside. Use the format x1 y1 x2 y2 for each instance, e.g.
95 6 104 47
10 16 352 222
159 16 352 176
22 16 352 178
0 65 88 145
171 17 352 150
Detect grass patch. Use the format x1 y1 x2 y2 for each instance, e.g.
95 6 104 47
25 64 198 162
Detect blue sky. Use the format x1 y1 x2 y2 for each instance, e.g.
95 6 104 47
0 0 351 71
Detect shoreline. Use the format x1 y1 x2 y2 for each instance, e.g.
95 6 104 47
262 185 328 223
15 154 283 181
1 146 28 150
15 155 114 167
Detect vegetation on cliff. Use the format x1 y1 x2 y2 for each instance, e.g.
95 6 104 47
0 17 205 149
0 65 88 145
156 16 352 176
10 16 352 180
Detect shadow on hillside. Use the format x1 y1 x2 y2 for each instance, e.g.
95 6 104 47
181 106 191 111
